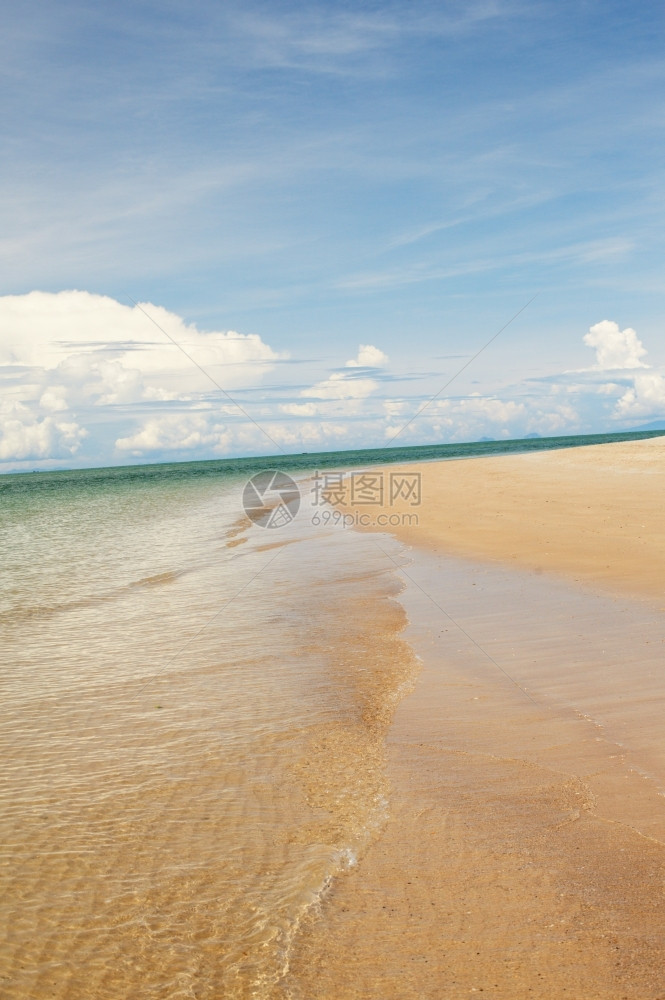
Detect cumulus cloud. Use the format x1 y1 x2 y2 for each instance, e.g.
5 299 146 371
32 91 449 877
615 372 665 419
583 320 648 370
301 372 379 400
570 319 665 422
279 402 319 416
345 344 389 368
0 290 283 402
0 399 87 461
383 399 409 418
3 293 663 470
116 414 232 456
394 395 528 440
300 343 387 400
384 393 579 443
115 411 352 457
0 290 285 467
39 386 69 412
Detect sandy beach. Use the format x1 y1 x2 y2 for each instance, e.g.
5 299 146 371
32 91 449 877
282 437 665 998
3 438 665 999
381 434 665 603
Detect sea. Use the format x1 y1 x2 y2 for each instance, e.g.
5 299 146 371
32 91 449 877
1 429 663 999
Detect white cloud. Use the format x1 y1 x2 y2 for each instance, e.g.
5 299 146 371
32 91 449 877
0 399 87 461
39 386 69 412
345 344 389 368
384 393 580 443
115 411 352 458
116 414 231 456
597 381 621 396
280 402 320 416
62 356 147 406
2 293 662 470
0 290 285 466
0 290 283 401
301 372 379 400
429 395 529 437
583 320 648 370
299 343 388 400
383 399 408 417
570 319 665 422
615 372 665 419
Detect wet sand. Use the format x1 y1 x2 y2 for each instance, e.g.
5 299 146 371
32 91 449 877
283 437 665 998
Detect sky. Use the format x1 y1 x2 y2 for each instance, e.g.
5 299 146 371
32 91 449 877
1 0 664 470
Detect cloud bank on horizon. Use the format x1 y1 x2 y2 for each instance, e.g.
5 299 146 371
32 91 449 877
0 291 663 471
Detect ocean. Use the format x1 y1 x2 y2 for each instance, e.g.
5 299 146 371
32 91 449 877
1 429 664 998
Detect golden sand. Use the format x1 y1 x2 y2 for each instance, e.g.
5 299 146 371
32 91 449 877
4 439 665 998
384 435 665 602
283 437 665 998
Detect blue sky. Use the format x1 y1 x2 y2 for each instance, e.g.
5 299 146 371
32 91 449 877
1 0 664 469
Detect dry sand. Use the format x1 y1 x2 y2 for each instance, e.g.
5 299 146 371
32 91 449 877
282 437 665 999
384 434 665 603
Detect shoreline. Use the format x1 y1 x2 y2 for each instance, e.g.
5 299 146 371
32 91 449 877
282 436 665 998
6 437 664 998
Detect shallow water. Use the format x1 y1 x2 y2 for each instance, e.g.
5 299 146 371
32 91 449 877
0 467 417 999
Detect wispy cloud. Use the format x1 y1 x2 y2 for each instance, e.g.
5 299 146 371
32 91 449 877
222 1 523 76
386 191 559 250
337 238 634 292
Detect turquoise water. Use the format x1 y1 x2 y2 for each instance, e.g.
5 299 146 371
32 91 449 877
4 429 661 619
2 428 664 500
